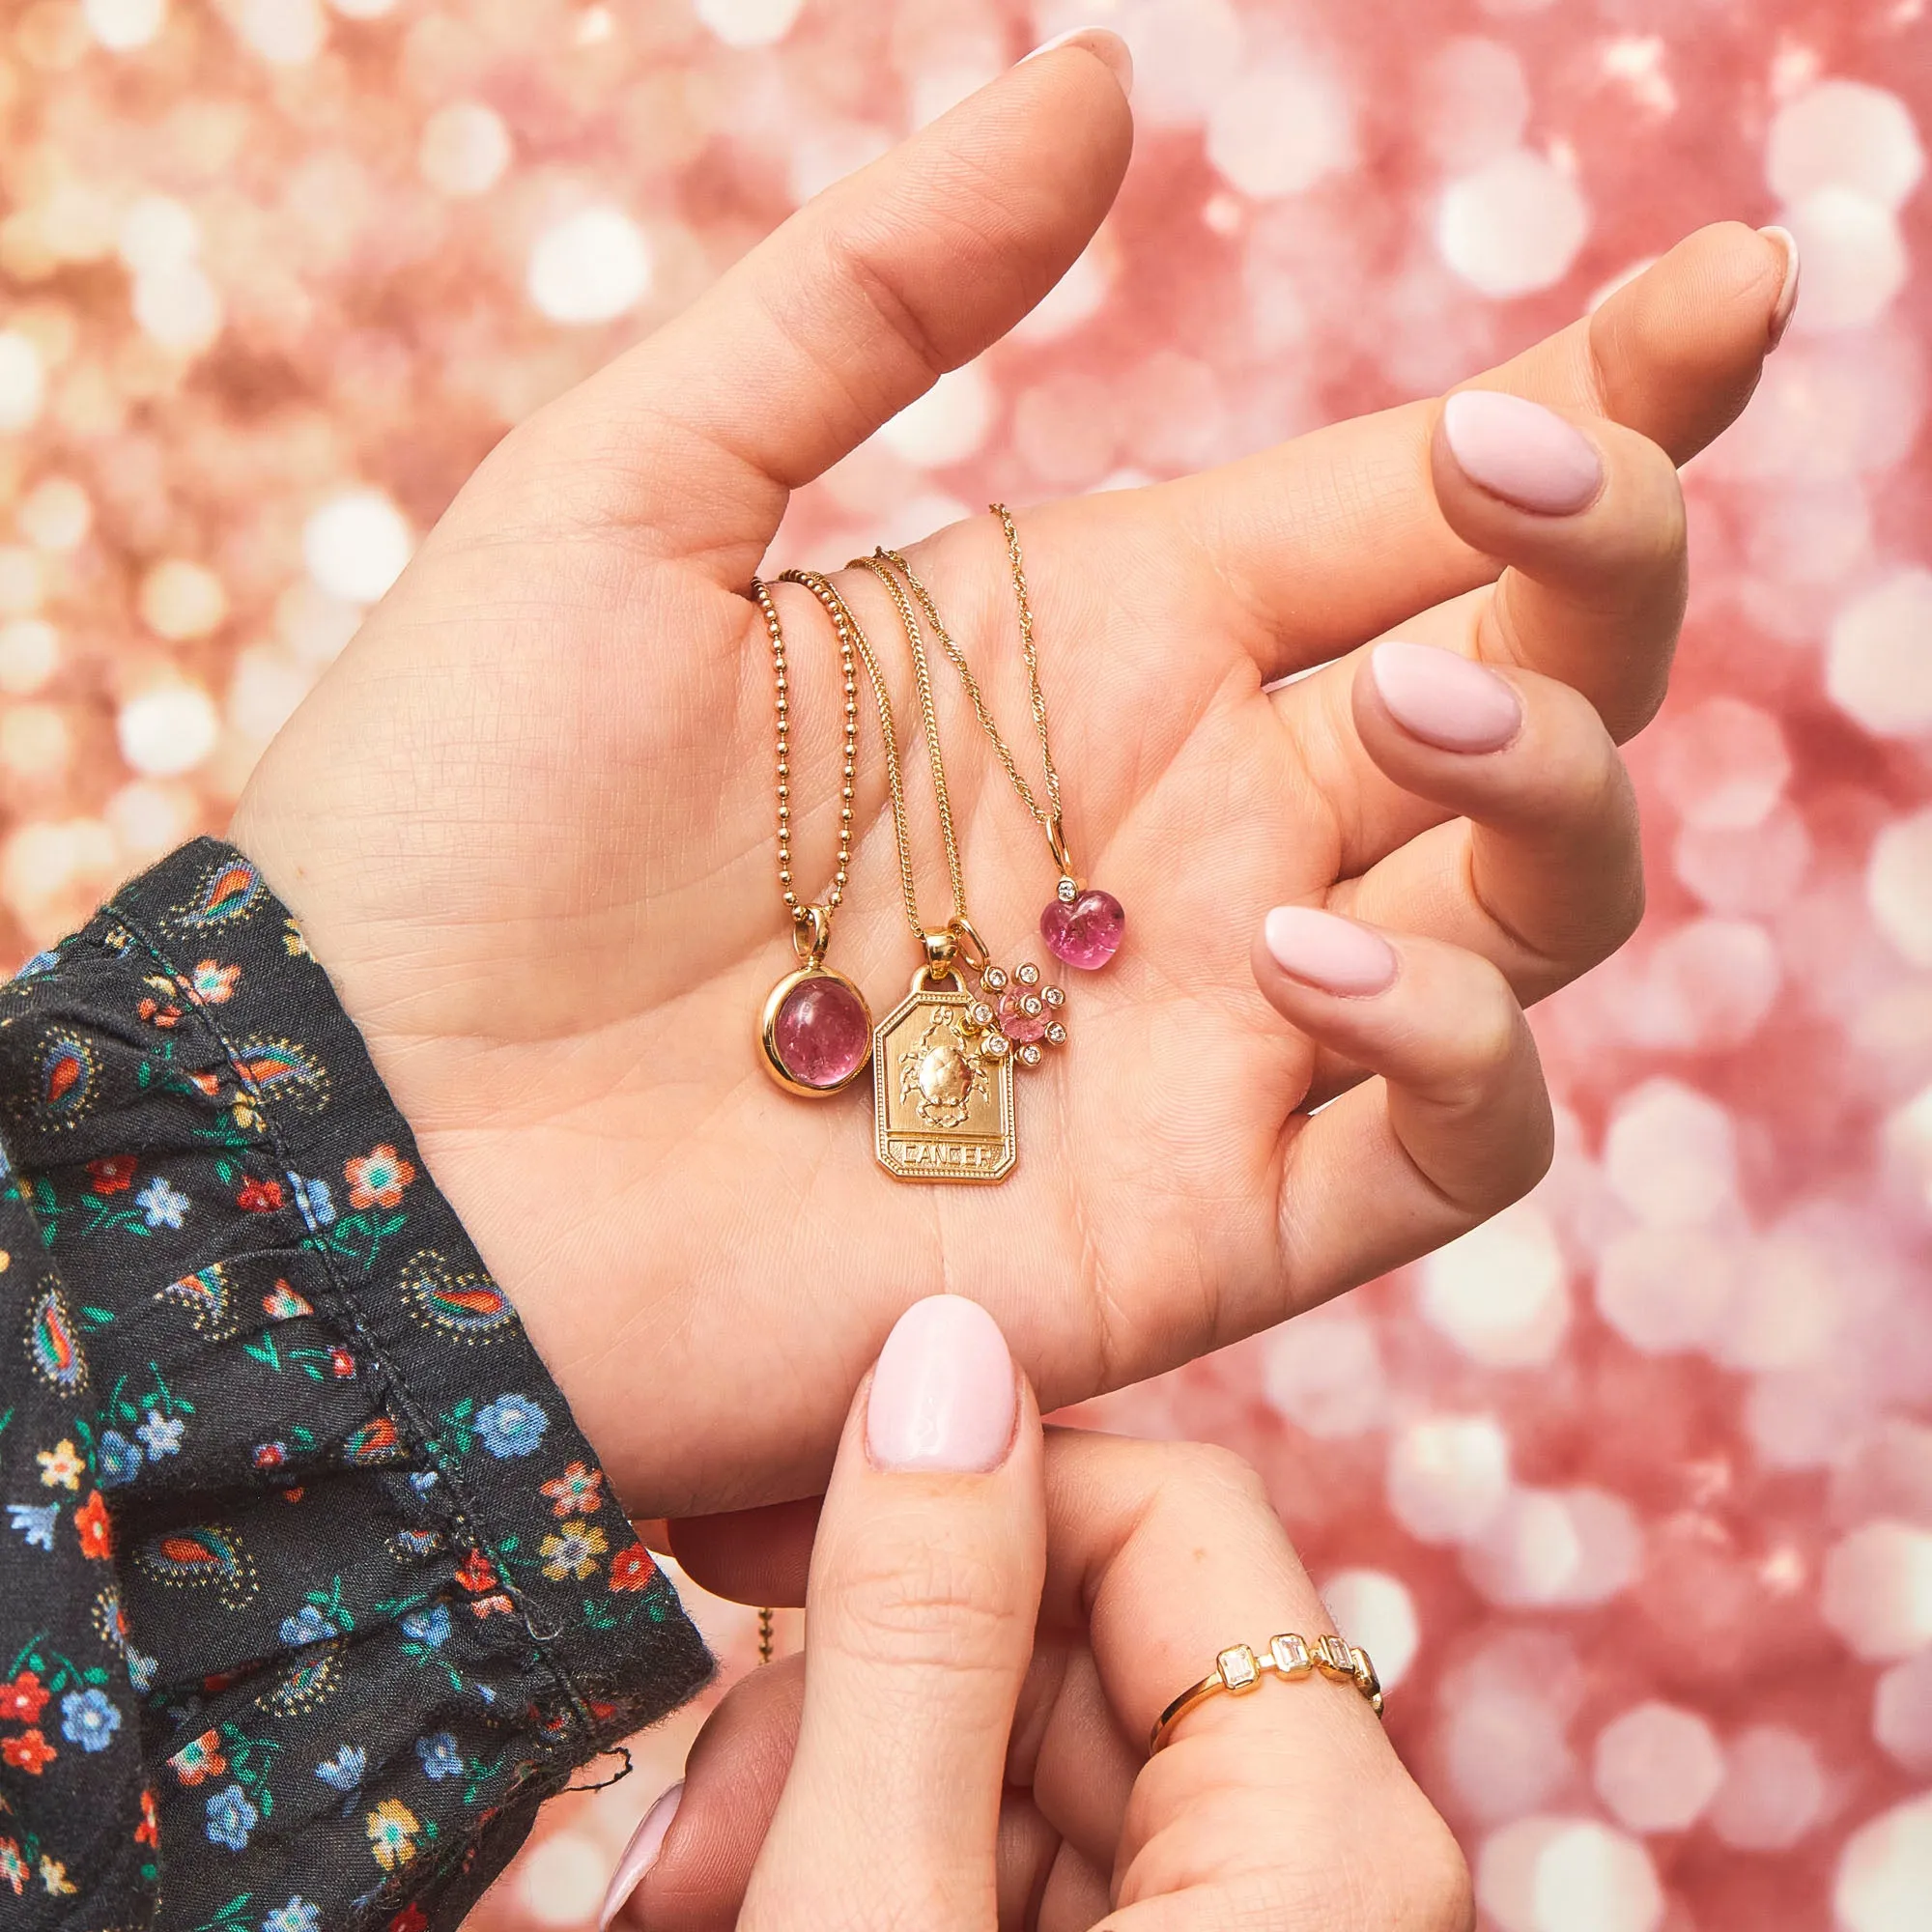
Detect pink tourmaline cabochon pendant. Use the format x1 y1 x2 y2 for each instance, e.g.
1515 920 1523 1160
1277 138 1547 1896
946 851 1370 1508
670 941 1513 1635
760 968 872 1095
1040 879 1124 971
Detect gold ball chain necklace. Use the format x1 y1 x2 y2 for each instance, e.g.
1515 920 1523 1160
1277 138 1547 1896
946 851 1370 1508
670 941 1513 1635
753 510 1124 1186
750 577 872 1096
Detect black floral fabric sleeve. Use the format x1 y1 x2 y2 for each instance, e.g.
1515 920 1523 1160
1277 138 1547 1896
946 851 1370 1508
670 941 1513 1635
0 838 712 1931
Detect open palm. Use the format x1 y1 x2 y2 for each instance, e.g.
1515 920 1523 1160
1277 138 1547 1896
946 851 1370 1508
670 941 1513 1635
232 43 1788 1515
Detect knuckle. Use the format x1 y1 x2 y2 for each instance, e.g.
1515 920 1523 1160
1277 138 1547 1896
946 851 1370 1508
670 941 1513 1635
1630 441 1688 559
813 220 952 389
1335 1783 1478 1932
1601 841 1647 954
1590 425 1686 573
1450 961 1526 1083
1159 1439 1272 1515
824 1518 1023 1674
1551 751 1647 950
1392 1802 1476 1932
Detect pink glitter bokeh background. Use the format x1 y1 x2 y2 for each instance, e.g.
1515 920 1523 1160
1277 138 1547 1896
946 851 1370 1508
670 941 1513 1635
4 1 1931 1927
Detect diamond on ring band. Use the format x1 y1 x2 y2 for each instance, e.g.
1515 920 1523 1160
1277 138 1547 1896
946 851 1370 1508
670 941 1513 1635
1148 1631 1383 1755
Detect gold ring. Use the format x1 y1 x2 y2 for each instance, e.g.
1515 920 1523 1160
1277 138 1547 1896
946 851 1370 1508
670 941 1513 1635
1148 1634 1382 1756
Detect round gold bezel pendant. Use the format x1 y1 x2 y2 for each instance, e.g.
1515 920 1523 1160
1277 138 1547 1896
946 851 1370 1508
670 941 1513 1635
759 966 874 1098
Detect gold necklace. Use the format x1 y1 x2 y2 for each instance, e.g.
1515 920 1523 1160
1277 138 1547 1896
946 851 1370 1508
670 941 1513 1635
875 504 1125 972
784 564 1068 1185
751 578 873 1097
854 551 1073 1079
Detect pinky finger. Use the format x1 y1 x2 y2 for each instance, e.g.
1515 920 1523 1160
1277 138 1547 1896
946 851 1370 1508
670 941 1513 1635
1252 908 1553 1308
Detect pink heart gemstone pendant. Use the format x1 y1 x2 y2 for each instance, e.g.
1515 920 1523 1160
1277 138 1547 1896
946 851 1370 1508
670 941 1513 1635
1040 882 1124 971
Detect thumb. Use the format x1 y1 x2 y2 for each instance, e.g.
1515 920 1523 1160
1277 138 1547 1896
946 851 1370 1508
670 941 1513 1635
739 1294 1042 1931
461 31 1132 582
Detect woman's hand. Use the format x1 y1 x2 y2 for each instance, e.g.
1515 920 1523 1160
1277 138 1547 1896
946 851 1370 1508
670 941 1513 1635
228 33 1793 1514
601 1293 1467 1931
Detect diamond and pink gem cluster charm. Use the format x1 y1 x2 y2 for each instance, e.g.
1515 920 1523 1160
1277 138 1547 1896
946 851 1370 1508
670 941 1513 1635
966 961 1067 1069
1040 874 1124 971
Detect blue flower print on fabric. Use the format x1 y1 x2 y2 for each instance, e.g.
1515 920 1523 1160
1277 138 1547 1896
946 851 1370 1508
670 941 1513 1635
206 1783 259 1852
136 1175 189 1229
7 1502 57 1549
316 1744 366 1792
280 1604 339 1648
415 1732 463 1781
400 1604 450 1651
474 1393 549 1459
136 1408 185 1458
288 1172 336 1231
263 1900 322 1932
97 1429 142 1487
61 1686 122 1752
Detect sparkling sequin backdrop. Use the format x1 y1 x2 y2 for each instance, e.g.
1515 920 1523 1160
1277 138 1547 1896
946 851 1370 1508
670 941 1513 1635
2 0 1929 1925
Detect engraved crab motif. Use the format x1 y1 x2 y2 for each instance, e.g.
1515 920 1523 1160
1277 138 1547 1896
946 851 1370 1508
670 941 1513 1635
897 1007 981 1128
966 960 1068 1070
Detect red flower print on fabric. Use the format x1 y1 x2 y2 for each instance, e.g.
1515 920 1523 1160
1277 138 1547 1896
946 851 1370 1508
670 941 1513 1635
608 1543 658 1594
453 1548 499 1594
188 959 242 1005
344 1144 415 1210
87 1155 136 1194
538 1461 605 1518
263 1279 313 1320
74 1490 112 1560
0 1671 49 1724
166 1729 226 1787
346 1416 400 1463
1 1730 55 1776
236 1176 285 1212
134 1790 159 1848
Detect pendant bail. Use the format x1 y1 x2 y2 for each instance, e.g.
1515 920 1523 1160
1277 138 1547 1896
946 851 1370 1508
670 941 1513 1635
948 915 991 977
792 903 831 967
1046 811 1077 886
921 926 958 980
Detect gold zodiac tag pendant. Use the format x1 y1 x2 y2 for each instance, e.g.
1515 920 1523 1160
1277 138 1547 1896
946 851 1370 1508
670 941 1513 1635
874 973 1016 1184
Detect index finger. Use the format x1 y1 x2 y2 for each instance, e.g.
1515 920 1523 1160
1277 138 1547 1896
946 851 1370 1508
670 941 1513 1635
1141 220 1790 682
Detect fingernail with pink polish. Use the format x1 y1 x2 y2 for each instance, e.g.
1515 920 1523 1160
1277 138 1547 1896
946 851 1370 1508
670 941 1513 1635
1369 640 1522 753
1760 225 1801 348
1440 390 1603 516
599 1781 683 1930
1263 908 1398 997
867 1295 1016 1474
1019 26 1133 98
